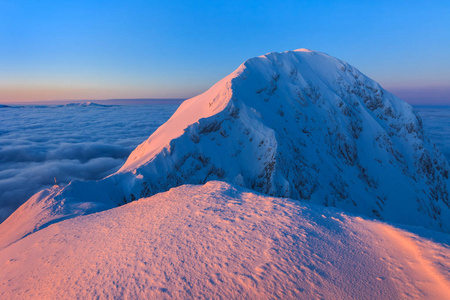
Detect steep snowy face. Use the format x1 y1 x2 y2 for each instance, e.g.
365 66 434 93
118 49 450 231
2 50 449 248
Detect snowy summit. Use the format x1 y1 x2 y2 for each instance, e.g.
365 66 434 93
1 49 450 298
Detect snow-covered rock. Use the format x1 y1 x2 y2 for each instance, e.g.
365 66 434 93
61 102 113 107
2 49 450 249
1 182 449 299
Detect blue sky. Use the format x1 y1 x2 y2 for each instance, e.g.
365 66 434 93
1 0 449 104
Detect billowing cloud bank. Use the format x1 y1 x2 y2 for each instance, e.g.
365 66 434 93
416 106 450 162
0 104 178 223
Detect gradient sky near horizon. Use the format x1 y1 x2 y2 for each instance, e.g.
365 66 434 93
1 0 449 104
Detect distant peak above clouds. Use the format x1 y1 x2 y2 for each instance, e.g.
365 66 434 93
62 102 114 107
2 49 450 249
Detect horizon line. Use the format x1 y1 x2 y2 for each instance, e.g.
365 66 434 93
0 98 187 106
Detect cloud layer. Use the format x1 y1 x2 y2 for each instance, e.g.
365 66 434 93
0 104 178 223
415 107 450 162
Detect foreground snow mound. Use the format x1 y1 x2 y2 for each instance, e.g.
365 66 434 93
1 182 449 299
2 49 449 247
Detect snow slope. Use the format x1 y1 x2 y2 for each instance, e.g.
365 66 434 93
1 182 449 299
2 49 450 249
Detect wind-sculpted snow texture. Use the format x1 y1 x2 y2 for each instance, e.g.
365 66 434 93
1 182 449 299
2 49 449 248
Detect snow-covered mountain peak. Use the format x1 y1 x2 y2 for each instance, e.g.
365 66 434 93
109 48 450 232
2 49 450 250
119 50 324 171
120 49 404 173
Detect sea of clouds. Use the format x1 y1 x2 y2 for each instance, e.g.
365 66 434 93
414 106 450 162
0 103 178 223
0 104 449 224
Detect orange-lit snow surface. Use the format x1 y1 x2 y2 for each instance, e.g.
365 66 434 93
1 181 449 299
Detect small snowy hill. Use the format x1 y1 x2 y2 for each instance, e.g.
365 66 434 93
1 49 450 249
1 182 449 299
61 102 114 107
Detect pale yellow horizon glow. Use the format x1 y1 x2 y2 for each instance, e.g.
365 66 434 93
0 85 199 103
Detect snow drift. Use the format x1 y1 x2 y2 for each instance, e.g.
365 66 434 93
1 182 449 299
2 49 450 249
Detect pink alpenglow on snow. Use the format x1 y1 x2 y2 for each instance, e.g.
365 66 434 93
1 182 449 299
